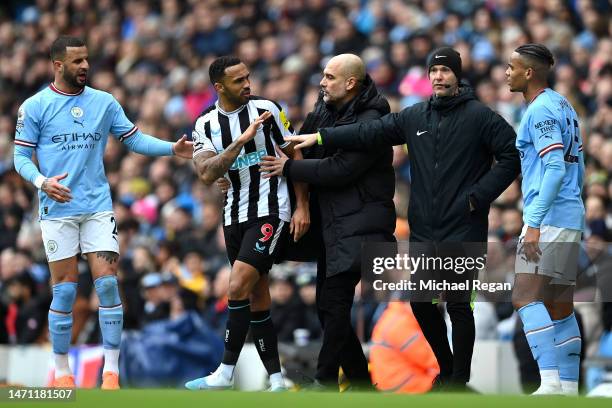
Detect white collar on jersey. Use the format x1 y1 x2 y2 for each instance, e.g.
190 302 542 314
215 100 248 115
49 82 85 96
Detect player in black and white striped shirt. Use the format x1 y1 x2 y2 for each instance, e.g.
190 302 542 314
186 56 309 392
193 95 293 226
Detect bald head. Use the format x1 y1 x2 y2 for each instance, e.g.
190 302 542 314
328 54 366 83
321 54 366 107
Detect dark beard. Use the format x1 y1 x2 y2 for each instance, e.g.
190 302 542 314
63 70 85 90
229 94 248 107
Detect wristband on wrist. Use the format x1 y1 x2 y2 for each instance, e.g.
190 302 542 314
317 132 323 145
34 175 46 189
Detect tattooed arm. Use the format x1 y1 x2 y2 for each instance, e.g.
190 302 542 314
194 143 242 186
193 111 271 185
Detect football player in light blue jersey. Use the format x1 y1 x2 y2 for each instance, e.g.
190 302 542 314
13 36 193 390
506 44 584 396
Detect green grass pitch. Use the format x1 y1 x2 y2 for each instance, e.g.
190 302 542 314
20 389 612 408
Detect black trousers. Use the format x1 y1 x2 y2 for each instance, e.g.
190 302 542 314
315 256 370 386
408 241 480 386
410 301 475 385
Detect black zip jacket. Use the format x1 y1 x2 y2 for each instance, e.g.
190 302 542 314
320 85 520 242
282 75 396 276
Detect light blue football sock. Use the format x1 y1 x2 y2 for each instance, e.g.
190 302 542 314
554 312 581 383
94 276 123 349
518 301 558 371
48 282 77 354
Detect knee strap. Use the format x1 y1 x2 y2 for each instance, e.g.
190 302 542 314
50 282 77 313
49 282 77 354
94 275 121 307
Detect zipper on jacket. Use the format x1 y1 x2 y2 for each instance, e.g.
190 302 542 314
434 119 442 171
432 114 442 237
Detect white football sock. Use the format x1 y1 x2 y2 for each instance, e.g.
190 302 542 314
561 380 578 396
540 369 561 386
532 370 562 395
103 349 120 374
54 354 71 378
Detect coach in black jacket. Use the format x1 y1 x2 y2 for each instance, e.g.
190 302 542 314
287 48 521 390
260 54 395 389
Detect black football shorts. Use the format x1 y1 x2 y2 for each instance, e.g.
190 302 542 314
223 216 289 274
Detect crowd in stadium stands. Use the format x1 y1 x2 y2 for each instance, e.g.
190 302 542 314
0 0 611 389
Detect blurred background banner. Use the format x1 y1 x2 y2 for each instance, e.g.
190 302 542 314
119 311 223 388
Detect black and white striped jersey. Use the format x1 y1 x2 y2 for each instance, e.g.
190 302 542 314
192 97 294 226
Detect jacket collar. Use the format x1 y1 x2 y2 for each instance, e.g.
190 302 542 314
429 83 475 112
324 74 390 126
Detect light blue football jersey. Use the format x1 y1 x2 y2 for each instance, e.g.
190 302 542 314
516 88 585 231
15 84 139 219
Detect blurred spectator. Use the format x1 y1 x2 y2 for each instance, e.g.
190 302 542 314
140 271 184 325
141 272 170 324
270 274 304 343
295 271 321 341
0 182 25 251
0 270 50 345
170 250 209 307
203 265 230 338
501 208 523 242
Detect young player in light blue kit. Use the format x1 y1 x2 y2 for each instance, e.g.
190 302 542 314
13 36 193 389
506 43 584 395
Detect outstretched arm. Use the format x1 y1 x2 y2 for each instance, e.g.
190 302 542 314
110 97 193 158
285 111 407 150
122 132 193 159
193 143 242 186
259 148 385 187
193 111 271 185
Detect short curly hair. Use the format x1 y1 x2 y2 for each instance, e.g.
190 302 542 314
208 56 242 84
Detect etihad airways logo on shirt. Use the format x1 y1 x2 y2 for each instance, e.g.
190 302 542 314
230 149 267 171
51 132 103 151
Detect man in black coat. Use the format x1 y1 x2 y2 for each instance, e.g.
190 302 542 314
286 47 521 390
260 54 396 389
